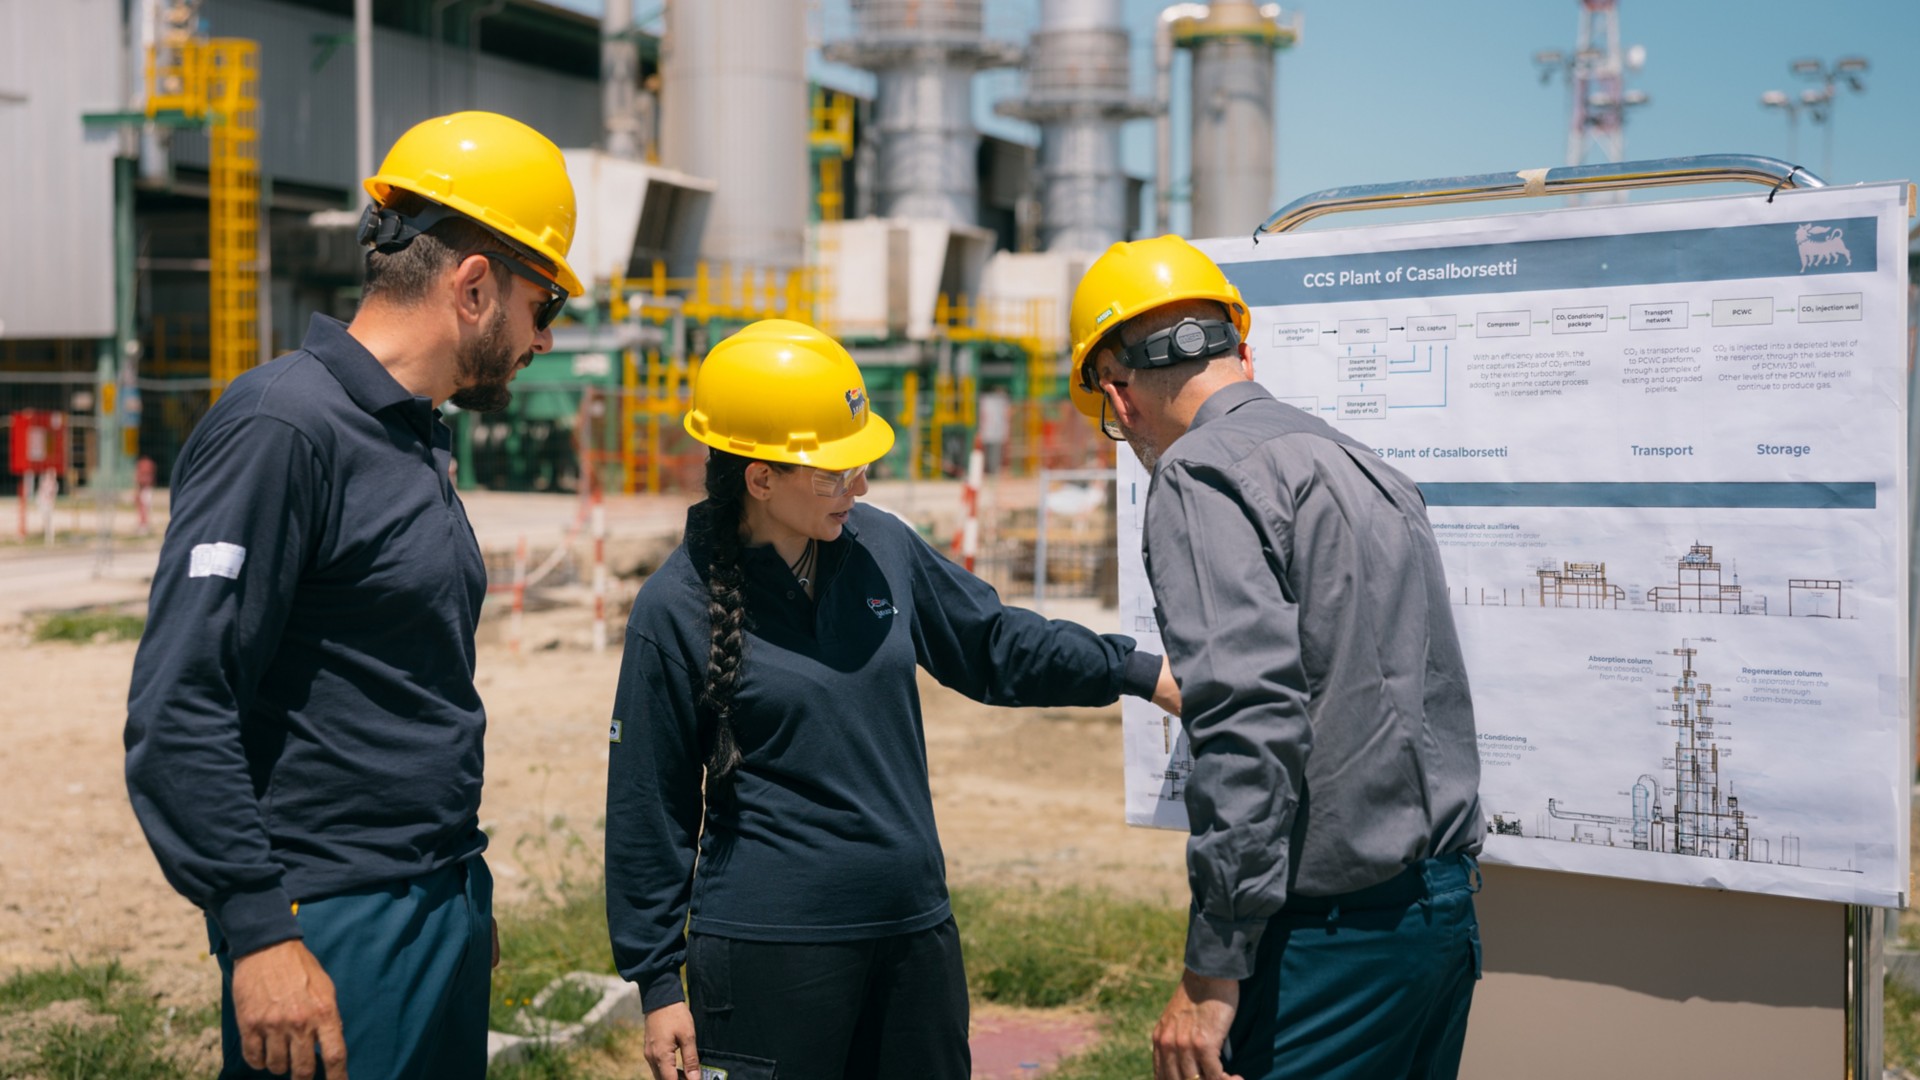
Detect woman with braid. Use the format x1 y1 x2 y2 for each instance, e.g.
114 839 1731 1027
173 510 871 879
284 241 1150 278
605 320 1179 1080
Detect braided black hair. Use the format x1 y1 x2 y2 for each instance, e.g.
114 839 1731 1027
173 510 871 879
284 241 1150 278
695 451 753 802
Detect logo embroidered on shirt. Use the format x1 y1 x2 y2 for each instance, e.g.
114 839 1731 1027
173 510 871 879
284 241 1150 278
867 597 897 619
608 719 623 744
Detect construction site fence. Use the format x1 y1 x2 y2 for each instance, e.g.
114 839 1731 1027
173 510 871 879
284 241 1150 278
0 372 213 492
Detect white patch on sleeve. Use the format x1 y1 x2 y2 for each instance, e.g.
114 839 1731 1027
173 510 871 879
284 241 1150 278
188 541 248 580
608 719 623 744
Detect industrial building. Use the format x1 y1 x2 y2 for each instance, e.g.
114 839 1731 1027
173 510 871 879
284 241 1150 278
1 0 1298 497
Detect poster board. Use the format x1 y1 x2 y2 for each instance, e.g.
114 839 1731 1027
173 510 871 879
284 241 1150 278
1119 182 1912 909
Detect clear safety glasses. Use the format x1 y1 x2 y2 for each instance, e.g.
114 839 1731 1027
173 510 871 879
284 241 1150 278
809 463 869 497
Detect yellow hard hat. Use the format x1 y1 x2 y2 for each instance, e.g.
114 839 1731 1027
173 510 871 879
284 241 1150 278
364 111 584 297
684 320 895 469
1067 235 1251 422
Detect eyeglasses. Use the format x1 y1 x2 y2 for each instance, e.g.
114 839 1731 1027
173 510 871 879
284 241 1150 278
482 253 567 331
1079 357 1127 442
809 463 869 497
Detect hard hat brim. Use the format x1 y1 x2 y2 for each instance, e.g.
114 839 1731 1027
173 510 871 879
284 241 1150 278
684 411 896 472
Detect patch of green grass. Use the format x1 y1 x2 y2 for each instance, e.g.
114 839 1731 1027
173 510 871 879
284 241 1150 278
34 609 146 643
0 959 205 1079
487 1024 620 1080
952 884 1186 1079
491 822 618 1034
1889 974 1920 1072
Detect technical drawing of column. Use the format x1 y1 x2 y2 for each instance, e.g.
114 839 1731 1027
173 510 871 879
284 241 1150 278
1664 640 1750 860
1526 638 1807 866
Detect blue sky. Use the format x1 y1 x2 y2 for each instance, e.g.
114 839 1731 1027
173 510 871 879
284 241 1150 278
558 1 1917 236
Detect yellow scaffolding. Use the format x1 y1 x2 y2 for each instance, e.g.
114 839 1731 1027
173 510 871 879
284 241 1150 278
930 293 1067 478
147 36 261 400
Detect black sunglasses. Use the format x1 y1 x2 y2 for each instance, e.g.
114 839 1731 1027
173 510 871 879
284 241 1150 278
482 253 568 331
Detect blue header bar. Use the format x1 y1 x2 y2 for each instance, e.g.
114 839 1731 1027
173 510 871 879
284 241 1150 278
1223 218 1877 307
1419 482 1875 509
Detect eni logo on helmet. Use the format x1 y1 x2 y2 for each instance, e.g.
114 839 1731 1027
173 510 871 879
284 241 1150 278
845 388 867 419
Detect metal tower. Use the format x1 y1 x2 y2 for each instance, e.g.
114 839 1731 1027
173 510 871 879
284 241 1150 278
996 0 1154 253
825 0 1021 227
1535 0 1648 170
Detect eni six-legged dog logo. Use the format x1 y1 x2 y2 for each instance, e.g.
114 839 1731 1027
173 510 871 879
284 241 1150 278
1794 223 1851 271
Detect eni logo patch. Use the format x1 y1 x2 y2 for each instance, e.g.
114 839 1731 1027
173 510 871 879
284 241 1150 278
845 388 867 420
867 597 898 619
1794 223 1851 271
608 719 623 744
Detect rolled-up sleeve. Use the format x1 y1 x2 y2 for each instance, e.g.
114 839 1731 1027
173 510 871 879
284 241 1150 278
1144 461 1311 981
605 631 706 1012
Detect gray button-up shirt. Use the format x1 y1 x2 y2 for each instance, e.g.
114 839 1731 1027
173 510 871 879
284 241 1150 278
1142 379 1484 980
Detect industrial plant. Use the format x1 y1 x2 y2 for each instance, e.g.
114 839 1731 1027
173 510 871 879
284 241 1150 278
3 0 1302 500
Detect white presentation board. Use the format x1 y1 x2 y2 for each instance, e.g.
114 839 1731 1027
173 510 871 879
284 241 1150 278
1119 183 1912 908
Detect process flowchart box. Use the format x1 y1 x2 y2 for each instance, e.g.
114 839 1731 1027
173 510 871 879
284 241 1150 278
1477 311 1530 337
1271 321 1318 347
1799 293 1863 323
1712 298 1773 327
1338 318 1389 345
1629 301 1688 330
1338 394 1386 420
1406 316 1458 341
1552 306 1608 334
1339 353 1387 381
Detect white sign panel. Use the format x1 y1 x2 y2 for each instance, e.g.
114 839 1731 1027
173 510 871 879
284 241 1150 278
1120 184 1912 907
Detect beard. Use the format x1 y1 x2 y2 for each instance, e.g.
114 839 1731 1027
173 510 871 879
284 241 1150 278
1120 424 1160 472
449 306 530 414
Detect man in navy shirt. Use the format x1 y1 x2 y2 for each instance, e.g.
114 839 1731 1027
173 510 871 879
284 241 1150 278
125 112 582 1080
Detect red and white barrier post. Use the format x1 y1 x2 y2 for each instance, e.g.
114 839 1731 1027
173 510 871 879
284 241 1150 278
591 491 608 654
510 534 528 657
951 435 984 573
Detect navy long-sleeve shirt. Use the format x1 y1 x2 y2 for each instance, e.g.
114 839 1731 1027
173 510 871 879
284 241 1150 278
125 314 489 959
607 502 1160 1011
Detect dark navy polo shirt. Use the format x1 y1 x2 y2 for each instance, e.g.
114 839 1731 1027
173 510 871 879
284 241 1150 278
126 314 489 958
606 502 1161 1011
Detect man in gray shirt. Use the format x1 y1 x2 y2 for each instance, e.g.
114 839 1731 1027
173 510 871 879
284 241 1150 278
1069 237 1485 1080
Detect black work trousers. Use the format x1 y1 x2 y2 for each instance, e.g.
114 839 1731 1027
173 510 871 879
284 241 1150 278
686 917 969 1080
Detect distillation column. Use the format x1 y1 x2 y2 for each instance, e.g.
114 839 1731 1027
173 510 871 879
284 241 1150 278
997 0 1153 252
1163 2 1299 238
661 0 808 267
827 0 1020 227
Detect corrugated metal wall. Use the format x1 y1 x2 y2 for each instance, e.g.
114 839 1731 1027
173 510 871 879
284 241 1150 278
170 0 600 195
0 0 121 339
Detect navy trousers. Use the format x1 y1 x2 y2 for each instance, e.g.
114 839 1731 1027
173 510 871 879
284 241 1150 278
210 857 494 1080
686 916 971 1080
1227 852 1483 1080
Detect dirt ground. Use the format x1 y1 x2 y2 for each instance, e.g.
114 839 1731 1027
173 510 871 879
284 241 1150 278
0 596 1187 1012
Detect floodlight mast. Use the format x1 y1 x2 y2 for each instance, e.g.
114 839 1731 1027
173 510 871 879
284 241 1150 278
1786 56 1869 178
1533 0 1649 203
